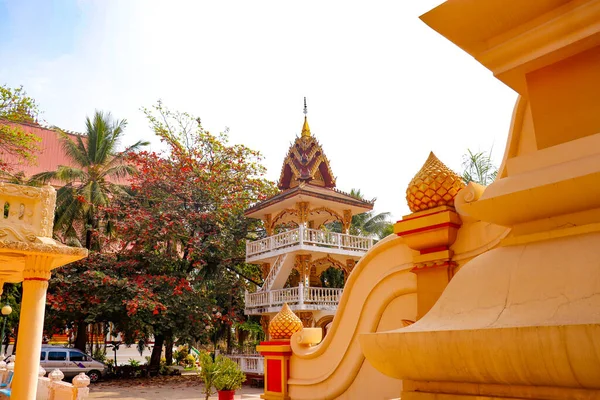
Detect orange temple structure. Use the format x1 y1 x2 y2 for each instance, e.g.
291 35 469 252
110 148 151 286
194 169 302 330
257 0 600 399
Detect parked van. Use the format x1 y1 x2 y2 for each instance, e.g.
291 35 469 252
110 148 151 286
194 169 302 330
40 346 107 382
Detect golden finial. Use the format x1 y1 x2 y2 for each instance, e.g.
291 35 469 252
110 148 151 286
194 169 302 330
301 97 311 137
268 303 303 340
406 152 465 213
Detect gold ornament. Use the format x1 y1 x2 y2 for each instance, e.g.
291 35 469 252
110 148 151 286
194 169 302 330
268 303 303 340
406 152 465 213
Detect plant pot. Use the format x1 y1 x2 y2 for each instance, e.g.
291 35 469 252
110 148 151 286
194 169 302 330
218 390 235 400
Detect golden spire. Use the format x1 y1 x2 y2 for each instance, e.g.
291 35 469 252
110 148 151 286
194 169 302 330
301 97 311 137
406 152 465 213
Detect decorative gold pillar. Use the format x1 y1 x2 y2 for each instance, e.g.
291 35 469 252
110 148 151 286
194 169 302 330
344 259 356 283
264 214 273 236
295 255 312 287
12 255 52 400
260 315 270 341
342 210 352 234
295 312 314 328
296 202 310 226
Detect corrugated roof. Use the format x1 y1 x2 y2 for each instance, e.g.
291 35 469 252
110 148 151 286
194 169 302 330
0 120 85 180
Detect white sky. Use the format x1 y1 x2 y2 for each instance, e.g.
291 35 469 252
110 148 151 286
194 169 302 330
1 0 518 219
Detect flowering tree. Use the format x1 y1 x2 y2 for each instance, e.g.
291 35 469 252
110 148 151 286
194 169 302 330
108 102 275 367
0 85 41 174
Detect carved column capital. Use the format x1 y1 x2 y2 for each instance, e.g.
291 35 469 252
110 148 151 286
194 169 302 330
23 254 52 286
296 202 310 225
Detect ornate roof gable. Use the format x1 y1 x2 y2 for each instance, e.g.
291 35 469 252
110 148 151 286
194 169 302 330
278 117 336 190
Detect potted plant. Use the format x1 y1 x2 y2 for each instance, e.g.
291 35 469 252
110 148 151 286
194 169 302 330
199 352 219 400
213 356 246 400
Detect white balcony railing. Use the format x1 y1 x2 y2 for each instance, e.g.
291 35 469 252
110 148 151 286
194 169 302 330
246 226 373 258
245 284 343 310
227 355 264 375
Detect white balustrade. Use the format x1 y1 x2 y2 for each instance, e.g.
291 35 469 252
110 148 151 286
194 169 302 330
305 287 343 305
246 226 373 258
245 284 344 312
226 355 264 374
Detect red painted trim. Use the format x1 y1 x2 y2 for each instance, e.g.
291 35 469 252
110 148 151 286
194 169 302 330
266 359 282 393
260 341 290 345
24 277 48 282
419 246 448 255
260 352 292 357
398 209 450 222
396 222 460 237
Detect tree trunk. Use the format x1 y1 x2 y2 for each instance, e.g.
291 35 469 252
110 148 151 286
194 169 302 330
165 335 173 366
9 325 17 355
149 334 164 369
226 325 232 354
74 320 87 352
85 229 93 251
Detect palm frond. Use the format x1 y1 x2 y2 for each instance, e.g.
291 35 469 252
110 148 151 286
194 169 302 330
57 129 90 168
29 171 59 185
55 165 87 183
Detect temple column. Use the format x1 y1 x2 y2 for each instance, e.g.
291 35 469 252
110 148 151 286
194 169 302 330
264 214 273 236
296 202 310 226
295 255 312 288
295 312 314 328
342 210 352 234
260 315 270 341
344 259 355 283
12 255 52 400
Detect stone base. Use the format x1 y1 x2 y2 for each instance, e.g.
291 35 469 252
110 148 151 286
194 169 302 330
402 380 600 400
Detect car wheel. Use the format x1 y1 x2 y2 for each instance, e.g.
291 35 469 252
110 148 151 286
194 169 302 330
87 370 101 383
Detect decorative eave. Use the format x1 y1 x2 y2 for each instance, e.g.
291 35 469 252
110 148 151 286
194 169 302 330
245 183 373 219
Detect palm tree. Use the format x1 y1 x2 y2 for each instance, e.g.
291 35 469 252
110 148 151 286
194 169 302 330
329 189 393 240
461 148 498 186
31 111 148 250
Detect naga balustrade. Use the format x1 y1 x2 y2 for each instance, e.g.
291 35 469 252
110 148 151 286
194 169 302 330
246 226 373 259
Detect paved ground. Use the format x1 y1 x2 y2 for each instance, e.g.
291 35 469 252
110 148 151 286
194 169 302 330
88 376 263 400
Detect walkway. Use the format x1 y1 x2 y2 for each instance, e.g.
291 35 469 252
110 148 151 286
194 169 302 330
88 376 263 399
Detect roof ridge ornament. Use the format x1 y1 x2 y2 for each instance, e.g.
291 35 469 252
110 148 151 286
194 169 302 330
301 97 311 138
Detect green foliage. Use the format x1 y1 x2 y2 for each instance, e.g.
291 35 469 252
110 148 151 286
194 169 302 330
213 356 246 392
0 85 42 172
92 348 106 362
184 354 197 369
127 358 141 367
328 189 392 240
461 148 498 186
199 352 219 400
173 347 189 365
320 267 345 288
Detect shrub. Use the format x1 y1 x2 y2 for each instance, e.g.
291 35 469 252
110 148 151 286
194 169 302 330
213 356 246 392
92 348 106 362
184 354 197 369
127 358 141 367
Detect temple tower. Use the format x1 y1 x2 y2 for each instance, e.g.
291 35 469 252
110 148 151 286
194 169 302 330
244 103 374 336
